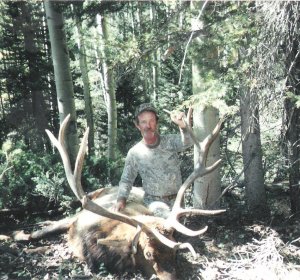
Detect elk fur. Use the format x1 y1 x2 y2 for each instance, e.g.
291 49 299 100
21 186 178 279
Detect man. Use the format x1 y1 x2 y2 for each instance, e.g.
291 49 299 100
115 103 192 216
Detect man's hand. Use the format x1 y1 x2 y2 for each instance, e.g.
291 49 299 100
163 107 193 129
170 111 186 129
114 198 126 211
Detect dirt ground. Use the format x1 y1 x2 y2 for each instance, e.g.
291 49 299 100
0 186 300 280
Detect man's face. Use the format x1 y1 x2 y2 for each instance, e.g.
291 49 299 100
136 111 158 140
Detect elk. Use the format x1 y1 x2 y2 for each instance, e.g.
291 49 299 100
21 111 224 279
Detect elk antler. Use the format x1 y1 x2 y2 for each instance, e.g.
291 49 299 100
163 108 225 236
46 114 199 255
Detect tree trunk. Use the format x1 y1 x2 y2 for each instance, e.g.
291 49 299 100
150 3 158 102
283 3 300 214
240 89 269 218
97 14 117 161
190 3 221 209
44 0 78 165
73 3 95 152
284 99 300 213
193 105 221 209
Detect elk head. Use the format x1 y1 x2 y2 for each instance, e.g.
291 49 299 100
45 110 224 279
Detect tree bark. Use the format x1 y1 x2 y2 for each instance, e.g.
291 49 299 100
283 3 300 214
240 89 269 218
193 105 221 209
97 14 117 161
284 100 300 213
73 3 95 151
44 0 78 165
190 1 221 209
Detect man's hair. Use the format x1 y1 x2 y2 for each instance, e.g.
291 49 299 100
135 103 159 124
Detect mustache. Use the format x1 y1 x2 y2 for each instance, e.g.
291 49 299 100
142 129 157 137
143 127 158 133
144 128 155 132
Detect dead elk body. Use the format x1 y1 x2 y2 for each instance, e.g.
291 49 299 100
69 186 177 278
17 112 224 279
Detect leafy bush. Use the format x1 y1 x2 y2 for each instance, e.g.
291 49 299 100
0 132 128 211
83 154 124 189
0 139 71 209
32 169 73 207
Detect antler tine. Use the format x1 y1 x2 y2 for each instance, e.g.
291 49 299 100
186 106 193 128
183 106 201 151
45 114 86 201
199 119 223 162
177 118 223 205
167 208 225 236
167 118 224 236
58 113 70 145
149 227 198 258
166 218 208 237
74 127 89 199
184 122 200 150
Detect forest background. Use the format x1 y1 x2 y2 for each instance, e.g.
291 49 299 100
0 0 300 232
1 0 300 279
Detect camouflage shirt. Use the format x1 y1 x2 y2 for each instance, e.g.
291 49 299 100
117 129 192 201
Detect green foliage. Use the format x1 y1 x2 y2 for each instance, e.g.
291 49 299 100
0 138 126 210
32 171 69 205
186 71 239 117
84 153 124 188
0 139 69 209
186 2 256 120
286 91 300 108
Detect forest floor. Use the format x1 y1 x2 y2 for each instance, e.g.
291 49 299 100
0 184 300 280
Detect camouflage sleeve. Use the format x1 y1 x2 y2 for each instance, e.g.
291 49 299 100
162 129 192 153
169 127 192 152
117 150 138 201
